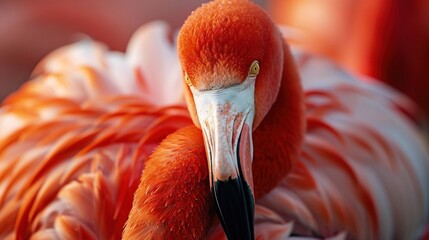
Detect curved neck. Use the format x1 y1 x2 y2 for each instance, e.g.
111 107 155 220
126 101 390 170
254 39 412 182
252 43 305 199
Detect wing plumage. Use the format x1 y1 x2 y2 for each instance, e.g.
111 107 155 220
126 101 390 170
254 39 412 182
0 22 191 239
254 50 429 239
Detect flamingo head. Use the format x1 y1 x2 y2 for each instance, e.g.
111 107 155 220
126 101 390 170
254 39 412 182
177 0 284 238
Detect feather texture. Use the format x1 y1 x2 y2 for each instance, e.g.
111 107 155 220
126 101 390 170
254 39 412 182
0 20 427 239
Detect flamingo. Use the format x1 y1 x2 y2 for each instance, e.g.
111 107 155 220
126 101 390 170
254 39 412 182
0 0 428 239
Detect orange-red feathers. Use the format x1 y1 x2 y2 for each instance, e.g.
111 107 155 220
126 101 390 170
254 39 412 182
178 0 269 89
252 42 305 198
124 126 213 239
178 0 287 129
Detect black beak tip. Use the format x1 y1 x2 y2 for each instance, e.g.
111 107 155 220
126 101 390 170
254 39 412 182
212 176 255 240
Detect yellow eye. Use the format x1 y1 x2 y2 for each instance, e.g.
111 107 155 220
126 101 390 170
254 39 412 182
249 61 260 76
184 72 192 86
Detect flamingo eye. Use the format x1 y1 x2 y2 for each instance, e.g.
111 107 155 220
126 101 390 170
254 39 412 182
249 61 260 76
184 72 192 86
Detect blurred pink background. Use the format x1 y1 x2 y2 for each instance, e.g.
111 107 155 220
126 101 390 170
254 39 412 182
0 0 212 100
1 0 428 113
269 0 429 113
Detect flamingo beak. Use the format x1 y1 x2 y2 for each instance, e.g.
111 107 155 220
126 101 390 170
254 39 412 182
190 76 256 239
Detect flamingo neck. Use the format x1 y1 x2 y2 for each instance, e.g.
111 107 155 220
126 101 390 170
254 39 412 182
252 43 305 199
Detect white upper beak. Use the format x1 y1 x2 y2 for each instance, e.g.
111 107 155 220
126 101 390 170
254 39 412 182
190 75 256 188
189 75 257 239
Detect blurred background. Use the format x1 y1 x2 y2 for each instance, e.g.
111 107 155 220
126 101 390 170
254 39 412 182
0 0 428 113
